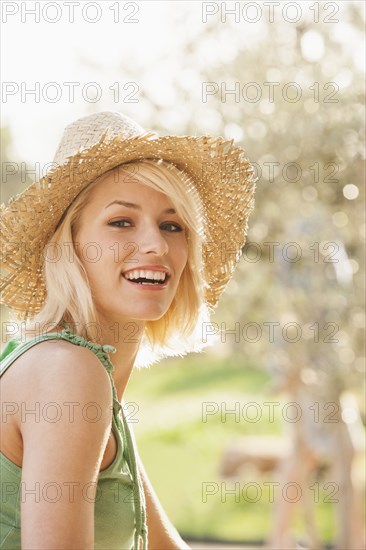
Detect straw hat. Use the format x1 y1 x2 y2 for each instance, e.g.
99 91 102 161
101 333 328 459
0 111 256 319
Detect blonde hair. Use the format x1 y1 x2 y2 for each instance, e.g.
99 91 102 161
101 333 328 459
23 159 211 367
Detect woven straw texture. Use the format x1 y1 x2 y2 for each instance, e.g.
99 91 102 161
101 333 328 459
0 111 256 319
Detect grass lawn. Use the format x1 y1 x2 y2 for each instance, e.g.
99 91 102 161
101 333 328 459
124 352 335 544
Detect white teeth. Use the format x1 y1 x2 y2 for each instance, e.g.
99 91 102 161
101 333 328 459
124 269 167 282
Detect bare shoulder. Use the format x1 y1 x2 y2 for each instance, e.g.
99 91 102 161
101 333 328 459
17 338 114 466
15 340 115 547
5 339 114 438
14 338 113 401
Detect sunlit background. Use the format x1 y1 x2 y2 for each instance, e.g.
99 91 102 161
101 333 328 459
1 1 365 548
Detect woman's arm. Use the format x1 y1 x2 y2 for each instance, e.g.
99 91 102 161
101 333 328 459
136 453 191 550
19 342 113 549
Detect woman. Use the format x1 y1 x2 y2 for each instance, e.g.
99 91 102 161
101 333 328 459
0 111 256 549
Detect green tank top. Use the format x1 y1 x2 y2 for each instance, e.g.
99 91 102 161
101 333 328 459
0 322 148 549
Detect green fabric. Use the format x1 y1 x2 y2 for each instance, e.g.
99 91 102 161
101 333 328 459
0 324 148 549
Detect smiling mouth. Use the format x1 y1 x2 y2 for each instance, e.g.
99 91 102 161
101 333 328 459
122 272 170 286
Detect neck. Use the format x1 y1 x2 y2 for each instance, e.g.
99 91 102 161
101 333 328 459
96 318 145 402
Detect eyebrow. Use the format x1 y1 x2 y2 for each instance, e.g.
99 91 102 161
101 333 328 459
105 200 176 215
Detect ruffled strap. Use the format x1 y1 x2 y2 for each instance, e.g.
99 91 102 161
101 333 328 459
59 322 123 418
58 322 121 417
59 321 116 372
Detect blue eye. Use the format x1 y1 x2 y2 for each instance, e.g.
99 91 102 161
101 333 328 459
161 222 183 232
108 219 184 232
109 219 132 228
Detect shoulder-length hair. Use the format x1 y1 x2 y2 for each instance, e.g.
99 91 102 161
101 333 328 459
24 159 212 367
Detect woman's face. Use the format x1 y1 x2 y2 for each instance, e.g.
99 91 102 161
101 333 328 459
75 169 189 326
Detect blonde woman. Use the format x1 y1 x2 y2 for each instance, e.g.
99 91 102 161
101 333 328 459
0 111 256 549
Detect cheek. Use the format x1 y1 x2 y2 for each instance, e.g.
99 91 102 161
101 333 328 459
74 233 104 281
176 243 189 276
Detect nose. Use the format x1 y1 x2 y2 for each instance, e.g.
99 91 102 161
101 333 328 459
138 224 169 256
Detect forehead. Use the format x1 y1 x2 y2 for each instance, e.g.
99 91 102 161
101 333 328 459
85 169 174 208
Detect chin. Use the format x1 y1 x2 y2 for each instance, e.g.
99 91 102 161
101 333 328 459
141 311 168 322
134 305 170 321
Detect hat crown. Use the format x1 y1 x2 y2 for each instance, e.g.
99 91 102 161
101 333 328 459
53 111 145 166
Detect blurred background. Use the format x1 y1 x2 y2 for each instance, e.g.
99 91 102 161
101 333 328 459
1 1 365 548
